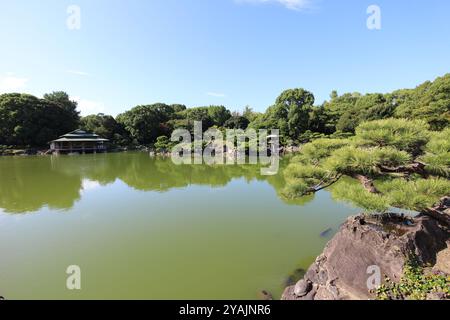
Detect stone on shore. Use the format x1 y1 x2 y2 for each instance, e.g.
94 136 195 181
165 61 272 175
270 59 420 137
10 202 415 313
282 213 450 300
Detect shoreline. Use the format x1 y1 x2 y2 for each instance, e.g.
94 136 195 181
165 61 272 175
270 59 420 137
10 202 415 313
281 199 450 300
0 145 302 157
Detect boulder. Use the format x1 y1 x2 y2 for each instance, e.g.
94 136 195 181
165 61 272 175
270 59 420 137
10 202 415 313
294 280 312 297
434 247 450 274
282 213 450 300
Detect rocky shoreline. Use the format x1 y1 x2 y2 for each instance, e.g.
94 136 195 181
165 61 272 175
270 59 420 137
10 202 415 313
0 145 303 157
282 198 450 300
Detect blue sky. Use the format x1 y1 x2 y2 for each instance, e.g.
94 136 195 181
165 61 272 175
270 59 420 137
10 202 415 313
0 0 449 116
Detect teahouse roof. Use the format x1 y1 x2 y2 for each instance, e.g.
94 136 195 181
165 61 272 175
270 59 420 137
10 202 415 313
51 129 109 143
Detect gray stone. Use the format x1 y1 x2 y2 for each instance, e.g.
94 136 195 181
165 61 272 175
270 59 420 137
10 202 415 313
282 212 449 300
294 280 312 297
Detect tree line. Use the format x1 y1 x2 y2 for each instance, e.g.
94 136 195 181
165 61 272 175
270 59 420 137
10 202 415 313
0 73 448 148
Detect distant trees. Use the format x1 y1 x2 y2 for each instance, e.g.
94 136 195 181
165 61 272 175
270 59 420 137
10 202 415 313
43 91 80 123
224 115 249 130
394 74 450 130
206 105 231 127
250 88 315 142
242 106 259 123
0 93 78 146
308 74 450 135
80 113 130 146
116 103 182 145
153 136 173 152
0 73 449 150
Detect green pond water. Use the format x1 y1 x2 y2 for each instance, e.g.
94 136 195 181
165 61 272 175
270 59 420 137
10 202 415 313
0 152 361 299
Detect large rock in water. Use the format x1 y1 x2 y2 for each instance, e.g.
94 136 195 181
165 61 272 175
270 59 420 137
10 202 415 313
282 214 450 300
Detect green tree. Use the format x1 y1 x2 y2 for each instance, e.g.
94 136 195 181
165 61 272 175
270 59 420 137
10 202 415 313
277 88 315 138
0 93 78 146
154 135 173 152
334 93 395 133
207 105 231 127
282 119 450 216
116 103 177 144
395 73 450 130
182 107 214 130
242 106 259 122
224 115 250 129
43 91 80 126
250 88 315 142
80 113 130 146
319 92 360 133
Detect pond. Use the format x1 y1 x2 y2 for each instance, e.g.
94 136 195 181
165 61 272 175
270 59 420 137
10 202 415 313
0 152 361 299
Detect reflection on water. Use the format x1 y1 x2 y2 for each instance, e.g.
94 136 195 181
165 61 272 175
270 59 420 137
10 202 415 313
0 152 360 300
0 152 310 214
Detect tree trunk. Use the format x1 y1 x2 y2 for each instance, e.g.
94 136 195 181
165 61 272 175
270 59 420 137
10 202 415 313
353 174 380 194
379 161 427 176
423 197 450 226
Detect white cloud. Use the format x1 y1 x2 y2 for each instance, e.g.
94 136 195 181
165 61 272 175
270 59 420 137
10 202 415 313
66 70 90 76
236 0 312 11
73 96 105 115
0 75 29 93
81 179 101 194
206 92 227 98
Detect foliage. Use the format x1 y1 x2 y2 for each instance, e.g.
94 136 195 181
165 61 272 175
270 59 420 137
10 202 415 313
354 118 430 154
293 138 350 165
43 91 80 126
224 115 250 129
326 146 412 175
419 128 450 177
206 105 231 127
310 74 450 135
336 93 396 133
242 106 260 122
0 93 78 146
251 88 315 141
375 258 450 300
282 118 450 213
376 177 450 212
80 113 130 146
116 103 180 145
330 178 389 212
154 136 173 152
0 74 449 154
319 92 360 133
395 73 450 130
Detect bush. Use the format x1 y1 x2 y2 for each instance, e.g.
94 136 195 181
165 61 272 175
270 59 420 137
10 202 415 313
375 257 450 300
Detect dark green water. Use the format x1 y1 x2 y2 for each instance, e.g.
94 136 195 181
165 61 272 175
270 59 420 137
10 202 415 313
0 152 360 299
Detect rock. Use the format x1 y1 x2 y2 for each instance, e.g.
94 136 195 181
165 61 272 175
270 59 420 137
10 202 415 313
433 247 450 275
284 146 301 154
294 280 312 297
426 292 446 300
12 149 27 156
282 213 450 300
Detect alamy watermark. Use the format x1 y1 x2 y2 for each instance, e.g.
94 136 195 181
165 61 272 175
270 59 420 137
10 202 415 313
366 265 381 290
67 5 81 30
170 121 280 175
367 5 381 30
66 265 81 290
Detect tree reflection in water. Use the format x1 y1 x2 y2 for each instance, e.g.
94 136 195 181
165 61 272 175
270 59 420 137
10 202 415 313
0 152 314 214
